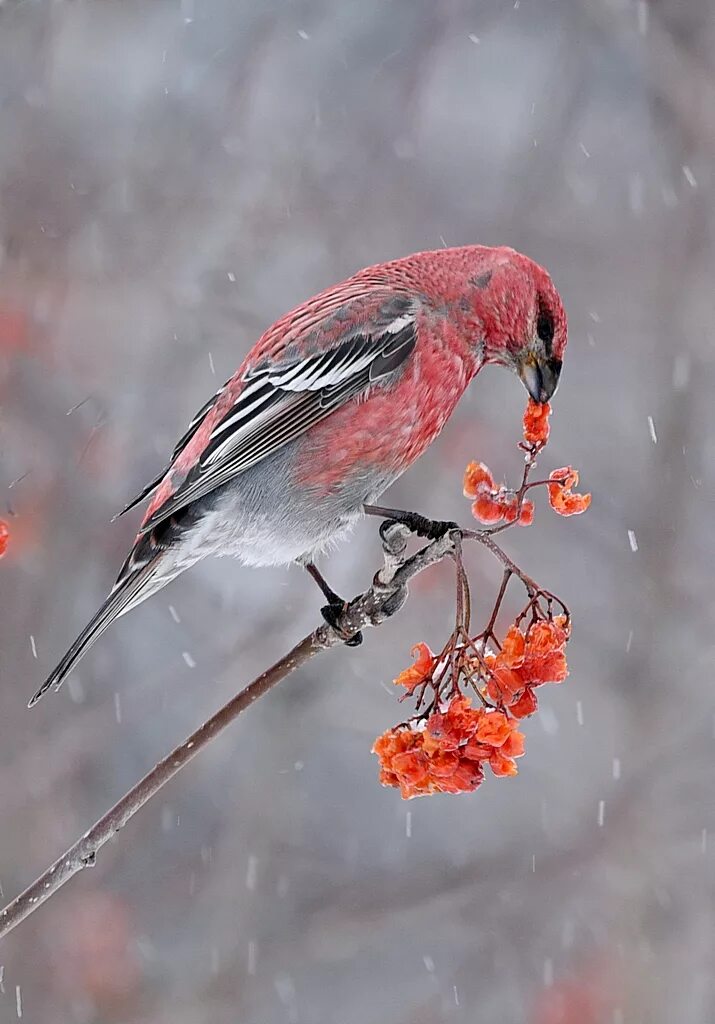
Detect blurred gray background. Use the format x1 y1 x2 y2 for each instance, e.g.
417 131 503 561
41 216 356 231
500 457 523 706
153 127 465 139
0 0 714 1021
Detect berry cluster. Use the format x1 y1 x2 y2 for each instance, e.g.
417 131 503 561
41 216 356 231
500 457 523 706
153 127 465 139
464 461 534 526
483 618 569 716
372 398 589 799
373 616 568 799
373 698 524 799
466 400 590 528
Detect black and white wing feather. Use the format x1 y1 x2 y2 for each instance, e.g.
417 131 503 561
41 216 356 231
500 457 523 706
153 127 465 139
113 378 233 520
138 311 416 534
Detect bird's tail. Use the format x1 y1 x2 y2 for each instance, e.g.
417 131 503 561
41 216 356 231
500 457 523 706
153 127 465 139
28 561 161 708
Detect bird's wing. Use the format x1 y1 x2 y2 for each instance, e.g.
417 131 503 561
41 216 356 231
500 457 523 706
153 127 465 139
113 379 233 520
136 292 417 534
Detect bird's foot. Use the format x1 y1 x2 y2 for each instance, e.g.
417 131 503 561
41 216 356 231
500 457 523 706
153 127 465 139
321 601 363 647
364 504 460 541
394 513 459 541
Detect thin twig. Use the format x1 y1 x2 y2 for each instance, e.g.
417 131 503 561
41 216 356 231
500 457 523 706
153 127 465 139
465 529 539 595
0 635 320 940
483 568 512 641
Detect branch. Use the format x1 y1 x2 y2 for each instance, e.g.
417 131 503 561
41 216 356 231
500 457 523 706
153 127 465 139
0 521 459 941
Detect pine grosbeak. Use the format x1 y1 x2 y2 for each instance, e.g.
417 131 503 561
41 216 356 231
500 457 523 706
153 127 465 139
30 245 566 706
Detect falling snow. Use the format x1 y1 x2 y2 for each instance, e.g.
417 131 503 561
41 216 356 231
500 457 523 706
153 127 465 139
66 676 85 704
673 353 691 390
682 165 697 188
245 855 259 891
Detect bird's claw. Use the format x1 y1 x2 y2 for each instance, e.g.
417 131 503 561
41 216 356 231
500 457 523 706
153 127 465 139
321 602 363 646
380 513 460 542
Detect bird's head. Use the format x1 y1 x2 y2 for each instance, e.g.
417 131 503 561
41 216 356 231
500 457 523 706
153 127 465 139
461 247 567 404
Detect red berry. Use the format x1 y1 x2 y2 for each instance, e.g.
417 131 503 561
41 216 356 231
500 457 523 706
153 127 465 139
0 520 9 558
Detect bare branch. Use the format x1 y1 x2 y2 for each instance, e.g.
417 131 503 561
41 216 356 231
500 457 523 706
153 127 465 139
0 520 460 941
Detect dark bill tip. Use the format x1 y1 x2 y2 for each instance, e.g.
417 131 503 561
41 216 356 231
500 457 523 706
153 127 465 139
521 357 562 404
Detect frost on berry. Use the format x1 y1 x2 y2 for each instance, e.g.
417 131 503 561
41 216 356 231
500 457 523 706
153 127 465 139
548 466 592 516
465 463 535 528
463 461 495 498
372 699 527 799
523 398 551 445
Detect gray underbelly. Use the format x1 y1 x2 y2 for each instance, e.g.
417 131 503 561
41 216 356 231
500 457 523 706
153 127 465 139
188 442 397 567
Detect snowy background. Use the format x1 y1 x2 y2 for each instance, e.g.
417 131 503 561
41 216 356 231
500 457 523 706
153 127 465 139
1 1 714 1021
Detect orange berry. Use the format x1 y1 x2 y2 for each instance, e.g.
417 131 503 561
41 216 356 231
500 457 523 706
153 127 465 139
502 499 518 524
501 729 526 758
463 461 495 498
475 710 513 748
394 641 434 692
471 494 505 524
517 499 535 526
526 620 566 654
547 466 591 517
489 665 525 701
500 626 526 669
464 739 496 760
509 687 539 718
523 398 551 445
489 751 519 777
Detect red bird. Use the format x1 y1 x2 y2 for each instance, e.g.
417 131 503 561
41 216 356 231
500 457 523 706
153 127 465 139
30 245 567 707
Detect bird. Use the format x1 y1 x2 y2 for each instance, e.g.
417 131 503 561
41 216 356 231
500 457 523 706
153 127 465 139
29 244 567 707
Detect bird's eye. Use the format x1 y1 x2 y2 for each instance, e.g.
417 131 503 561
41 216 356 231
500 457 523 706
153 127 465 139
536 300 554 349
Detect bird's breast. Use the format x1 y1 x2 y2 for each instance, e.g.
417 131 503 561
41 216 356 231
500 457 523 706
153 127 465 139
295 323 476 493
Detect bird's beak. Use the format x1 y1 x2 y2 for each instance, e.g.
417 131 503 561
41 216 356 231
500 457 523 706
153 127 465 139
519 354 562 404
